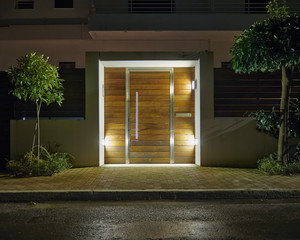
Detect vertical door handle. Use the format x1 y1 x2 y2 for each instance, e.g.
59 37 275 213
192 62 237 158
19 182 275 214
136 91 138 139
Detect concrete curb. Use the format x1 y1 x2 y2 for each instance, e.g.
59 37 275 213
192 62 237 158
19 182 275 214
1 189 300 202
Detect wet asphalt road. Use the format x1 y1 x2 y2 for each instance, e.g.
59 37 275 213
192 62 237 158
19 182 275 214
0 199 299 240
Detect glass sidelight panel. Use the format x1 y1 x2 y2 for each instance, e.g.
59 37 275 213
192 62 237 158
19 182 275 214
126 70 173 163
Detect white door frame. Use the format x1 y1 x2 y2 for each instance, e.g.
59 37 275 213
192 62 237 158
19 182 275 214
98 60 201 166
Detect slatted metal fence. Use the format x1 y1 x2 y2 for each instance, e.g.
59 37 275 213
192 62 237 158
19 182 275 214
92 0 300 14
214 69 300 117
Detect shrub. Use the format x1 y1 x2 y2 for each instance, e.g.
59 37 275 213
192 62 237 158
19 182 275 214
294 142 300 159
7 146 73 177
257 153 284 175
258 151 300 175
283 161 300 175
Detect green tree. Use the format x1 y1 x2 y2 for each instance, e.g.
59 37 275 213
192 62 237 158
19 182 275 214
7 52 64 161
231 0 300 164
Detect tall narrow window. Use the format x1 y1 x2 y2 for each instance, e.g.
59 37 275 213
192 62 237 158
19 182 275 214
128 0 175 13
15 0 34 9
55 0 73 8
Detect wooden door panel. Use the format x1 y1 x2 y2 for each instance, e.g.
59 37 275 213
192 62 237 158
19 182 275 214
130 152 170 158
129 71 170 164
130 140 170 146
130 158 170 164
174 67 195 163
104 68 126 164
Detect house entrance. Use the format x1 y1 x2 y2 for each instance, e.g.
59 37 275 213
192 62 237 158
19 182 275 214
103 67 196 164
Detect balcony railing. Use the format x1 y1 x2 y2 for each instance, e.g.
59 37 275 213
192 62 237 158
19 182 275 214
91 0 300 14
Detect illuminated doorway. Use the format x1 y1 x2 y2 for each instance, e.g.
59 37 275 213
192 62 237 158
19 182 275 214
99 61 200 165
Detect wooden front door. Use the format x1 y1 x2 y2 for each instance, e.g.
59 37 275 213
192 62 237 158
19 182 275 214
127 70 172 163
104 67 195 164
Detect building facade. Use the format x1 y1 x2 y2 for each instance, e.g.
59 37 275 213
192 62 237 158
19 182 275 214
1 0 299 168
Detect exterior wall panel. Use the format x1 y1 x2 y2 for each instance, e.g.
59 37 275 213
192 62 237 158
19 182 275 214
174 67 195 163
104 68 126 163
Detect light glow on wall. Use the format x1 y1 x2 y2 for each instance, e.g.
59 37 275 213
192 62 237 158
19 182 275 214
102 138 111 147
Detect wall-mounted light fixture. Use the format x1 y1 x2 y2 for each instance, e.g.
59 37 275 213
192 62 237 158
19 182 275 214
102 138 111 147
191 80 197 90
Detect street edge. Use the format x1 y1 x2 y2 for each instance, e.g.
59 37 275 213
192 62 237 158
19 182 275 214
0 189 300 202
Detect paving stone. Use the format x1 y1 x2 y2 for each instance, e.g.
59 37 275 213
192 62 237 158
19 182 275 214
0 165 299 192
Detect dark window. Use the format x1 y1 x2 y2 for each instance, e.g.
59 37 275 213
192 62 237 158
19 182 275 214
129 0 175 13
214 69 300 117
12 69 85 120
55 0 73 8
59 62 76 69
15 0 34 9
245 0 268 13
0 72 12 170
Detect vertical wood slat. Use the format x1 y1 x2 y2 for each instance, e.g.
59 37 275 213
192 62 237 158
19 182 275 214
104 68 126 164
129 71 170 164
174 67 195 163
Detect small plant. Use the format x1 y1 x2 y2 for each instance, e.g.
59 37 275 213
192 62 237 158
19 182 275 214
294 142 300 159
7 146 73 177
257 152 300 175
250 102 300 175
283 161 300 175
6 52 64 162
257 153 284 175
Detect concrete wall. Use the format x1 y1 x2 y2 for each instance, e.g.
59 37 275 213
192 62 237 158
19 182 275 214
0 30 240 70
200 52 277 167
89 13 268 31
10 52 99 167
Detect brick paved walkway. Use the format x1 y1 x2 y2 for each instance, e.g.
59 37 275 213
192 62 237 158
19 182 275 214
0 165 299 191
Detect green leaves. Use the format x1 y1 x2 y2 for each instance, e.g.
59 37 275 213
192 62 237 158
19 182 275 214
248 99 300 139
6 146 73 177
231 0 300 74
7 52 66 163
6 52 64 106
266 0 289 19
248 107 280 138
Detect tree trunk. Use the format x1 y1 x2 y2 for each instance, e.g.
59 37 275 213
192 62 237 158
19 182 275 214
277 66 291 165
31 122 38 152
36 101 41 160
